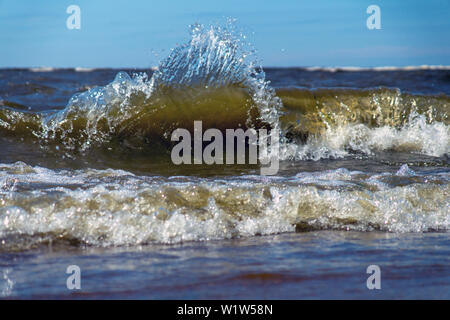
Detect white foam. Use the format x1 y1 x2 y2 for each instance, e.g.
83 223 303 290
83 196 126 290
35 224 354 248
29 67 55 72
74 67 95 72
0 268 14 297
280 113 449 161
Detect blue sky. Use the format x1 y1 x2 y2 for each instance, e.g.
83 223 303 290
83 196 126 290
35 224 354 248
0 0 449 68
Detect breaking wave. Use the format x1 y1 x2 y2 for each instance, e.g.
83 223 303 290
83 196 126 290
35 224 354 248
0 162 448 250
0 22 449 251
304 65 450 72
0 22 448 161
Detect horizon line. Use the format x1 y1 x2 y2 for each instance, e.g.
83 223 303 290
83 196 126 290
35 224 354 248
1 65 450 72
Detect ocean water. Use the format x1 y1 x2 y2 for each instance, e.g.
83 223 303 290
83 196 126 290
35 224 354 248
0 24 449 299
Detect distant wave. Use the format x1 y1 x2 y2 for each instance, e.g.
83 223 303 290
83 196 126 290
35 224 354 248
74 67 95 72
29 67 55 72
304 65 450 72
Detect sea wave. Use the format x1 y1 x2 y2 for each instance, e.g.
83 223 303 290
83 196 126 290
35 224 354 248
0 24 448 161
28 67 55 72
0 162 448 250
304 65 450 72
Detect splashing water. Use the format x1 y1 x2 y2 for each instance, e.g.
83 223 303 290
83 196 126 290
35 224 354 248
28 22 283 152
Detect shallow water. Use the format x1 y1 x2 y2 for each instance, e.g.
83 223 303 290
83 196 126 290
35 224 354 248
1 232 449 299
0 24 449 299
